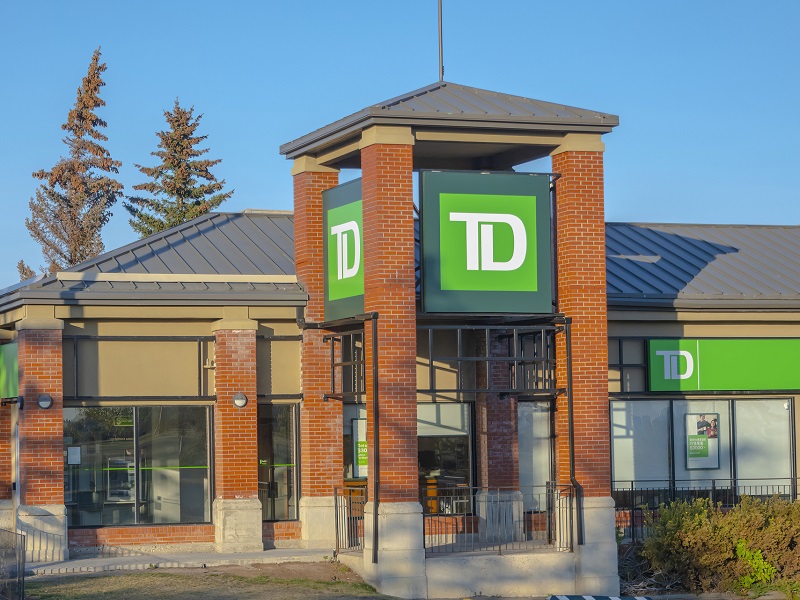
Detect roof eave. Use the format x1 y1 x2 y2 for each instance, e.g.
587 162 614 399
280 110 618 160
608 295 800 311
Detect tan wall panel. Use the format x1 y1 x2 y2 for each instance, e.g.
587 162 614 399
56 306 225 320
64 320 214 337
249 307 299 321
77 340 199 397
257 321 301 337
256 339 301 396
0 309 24 328
610 319 800 338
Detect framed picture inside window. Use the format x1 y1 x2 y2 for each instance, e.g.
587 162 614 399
686 413 720 469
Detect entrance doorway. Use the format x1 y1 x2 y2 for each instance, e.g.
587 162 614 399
257 404 298 521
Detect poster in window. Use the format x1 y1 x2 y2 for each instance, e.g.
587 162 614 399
686 413 720 469
353 418 368 478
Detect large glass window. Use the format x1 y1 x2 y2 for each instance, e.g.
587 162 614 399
418 403 471 485
518 402 552 510
735 399 792 487
258 404 298 521
610 400 671 485
64 406 210 527
611 398 795 500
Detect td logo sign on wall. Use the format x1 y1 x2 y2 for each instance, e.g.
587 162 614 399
421 171 552 313
322 179 364 321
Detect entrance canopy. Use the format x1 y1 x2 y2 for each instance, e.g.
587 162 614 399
280 81 618 170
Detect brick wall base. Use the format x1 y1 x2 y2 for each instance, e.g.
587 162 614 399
263 521 301 547
68 525 215 548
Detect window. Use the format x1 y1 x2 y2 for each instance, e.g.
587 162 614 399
608 338 647 393
64 406 210 527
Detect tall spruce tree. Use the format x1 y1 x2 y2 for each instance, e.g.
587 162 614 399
124 100 233 237
23 48 123 274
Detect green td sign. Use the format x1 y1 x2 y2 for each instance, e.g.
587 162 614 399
323 179 364 321
421 171 552 313
649 338 800 392
439 193 537 292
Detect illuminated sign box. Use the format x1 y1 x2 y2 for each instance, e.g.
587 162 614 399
322 178 364 321
420 171 553 313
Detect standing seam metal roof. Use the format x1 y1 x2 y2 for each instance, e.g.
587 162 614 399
280 81 619 158
606 223 800 307
0 211 305 306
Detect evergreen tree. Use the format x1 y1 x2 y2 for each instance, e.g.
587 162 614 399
124 100 233 237
24 48 123 273
17 260 36 282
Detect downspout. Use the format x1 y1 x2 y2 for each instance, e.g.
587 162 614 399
565 318 584 546
369 313 380 564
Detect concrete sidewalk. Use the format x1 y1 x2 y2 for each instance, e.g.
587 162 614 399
28 548 329 576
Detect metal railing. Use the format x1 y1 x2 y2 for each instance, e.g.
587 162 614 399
0 528 24 600
334 485 368 555
613 478 799 542
421 484 573 555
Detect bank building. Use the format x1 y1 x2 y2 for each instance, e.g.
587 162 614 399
0 82 797 599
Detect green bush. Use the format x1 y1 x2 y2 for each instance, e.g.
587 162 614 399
640 496 800 595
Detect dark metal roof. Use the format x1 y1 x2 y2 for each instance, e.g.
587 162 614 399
0 211 306 308
280 81 619 159
607 223 800 309
6 212 799 312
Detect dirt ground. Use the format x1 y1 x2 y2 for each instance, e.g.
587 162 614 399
26 561 388 600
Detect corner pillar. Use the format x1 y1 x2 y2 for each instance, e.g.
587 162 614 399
360 128 426 599
212 312 262 552
552 135 618 594
16 314 67 562
293 157 342 549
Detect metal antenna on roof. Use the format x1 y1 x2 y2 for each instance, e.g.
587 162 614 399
438 0 444 81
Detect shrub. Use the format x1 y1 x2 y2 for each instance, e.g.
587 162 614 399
640 495 800 594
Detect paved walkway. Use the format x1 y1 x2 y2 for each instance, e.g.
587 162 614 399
28 548 329 576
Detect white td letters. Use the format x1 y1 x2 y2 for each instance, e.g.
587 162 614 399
330 221 360 280
655 350 694 380
449 212 527 271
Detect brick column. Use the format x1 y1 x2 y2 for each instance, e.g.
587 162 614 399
0 399 12 502
475 332 519 490
552 137 618 595
361 138 418 503
292 157 341 549
552 148 610 497
360 128 426 598
212 319 262 551
16 319 67 561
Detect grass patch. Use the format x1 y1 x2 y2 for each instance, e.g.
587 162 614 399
26 571 380 600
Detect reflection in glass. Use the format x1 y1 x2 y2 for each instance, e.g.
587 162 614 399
64 406 210 527
64 407 135 526
138 407 210 524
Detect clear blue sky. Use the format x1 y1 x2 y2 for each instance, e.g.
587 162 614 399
2 1 798 284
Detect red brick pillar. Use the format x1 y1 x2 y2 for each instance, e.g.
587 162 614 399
294 164 341 499
16 321 68 561
212 322 262 551
213 328 258 499
361 136 418 503
17 328 63 506
552 147 610 497
0 396 12 501
475 332 519 490
292 159 341 548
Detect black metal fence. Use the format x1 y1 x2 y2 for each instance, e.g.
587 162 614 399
334 485 367 556
421 484 573 555
613 478 799 542
0 528 24 600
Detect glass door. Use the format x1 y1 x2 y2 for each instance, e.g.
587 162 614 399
257 404 298 521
